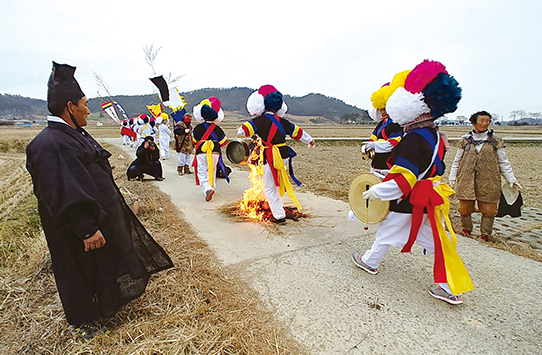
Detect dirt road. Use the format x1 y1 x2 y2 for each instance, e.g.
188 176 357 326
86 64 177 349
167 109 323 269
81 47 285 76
106 138 542 355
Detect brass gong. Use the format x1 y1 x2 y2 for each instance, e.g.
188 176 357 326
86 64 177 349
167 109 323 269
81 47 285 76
348 173 389 224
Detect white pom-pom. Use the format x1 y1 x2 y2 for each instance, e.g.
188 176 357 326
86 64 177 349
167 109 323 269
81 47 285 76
276 102 288 117
368 107 383 122
386 87 431 126
214 108 225 123
193 105 204 122
156 117 163 125
246 91 265 116
193 105 224 123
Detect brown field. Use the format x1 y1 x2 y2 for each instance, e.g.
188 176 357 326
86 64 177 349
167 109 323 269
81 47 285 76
0 123 541 353
0 127 306 354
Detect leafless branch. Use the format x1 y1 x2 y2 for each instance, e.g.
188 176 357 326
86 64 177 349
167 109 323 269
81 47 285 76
166 72 187 85
143 43 162 76
93 71 112 99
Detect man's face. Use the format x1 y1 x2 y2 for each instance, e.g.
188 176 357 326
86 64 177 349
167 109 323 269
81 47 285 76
69 96 91 127
472 115 491 133
380 108 389 120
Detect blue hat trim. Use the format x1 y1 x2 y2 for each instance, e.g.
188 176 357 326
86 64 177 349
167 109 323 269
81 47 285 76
422 73 462 119
264 91 283 112
201 104 218 121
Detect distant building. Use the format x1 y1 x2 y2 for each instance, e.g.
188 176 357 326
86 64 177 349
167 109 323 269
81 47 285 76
436 119 461 126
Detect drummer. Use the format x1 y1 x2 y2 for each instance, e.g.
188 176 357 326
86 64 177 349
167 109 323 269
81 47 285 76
351 60 474 305
237 85 315 224
191 97 229 202
364 72 406 176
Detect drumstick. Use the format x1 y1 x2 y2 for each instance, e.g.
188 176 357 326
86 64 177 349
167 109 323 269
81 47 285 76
365 184 370 230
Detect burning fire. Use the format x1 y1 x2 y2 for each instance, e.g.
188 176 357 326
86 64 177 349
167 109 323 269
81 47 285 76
239 140 267 221
237 139 309 222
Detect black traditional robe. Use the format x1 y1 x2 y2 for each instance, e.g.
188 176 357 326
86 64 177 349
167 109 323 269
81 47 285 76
26 120 173 326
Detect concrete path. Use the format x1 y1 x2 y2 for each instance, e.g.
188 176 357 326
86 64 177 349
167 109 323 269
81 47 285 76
105 138 542 355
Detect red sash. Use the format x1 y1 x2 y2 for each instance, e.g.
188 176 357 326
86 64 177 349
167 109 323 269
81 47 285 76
263 123 281 186
192 123 216 185
121 127 136 139
401 180 447 282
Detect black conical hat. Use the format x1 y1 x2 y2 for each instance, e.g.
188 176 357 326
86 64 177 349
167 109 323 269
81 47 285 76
47 61 85 115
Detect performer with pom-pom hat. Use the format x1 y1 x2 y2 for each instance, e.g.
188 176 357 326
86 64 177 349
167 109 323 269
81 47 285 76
120 119 132 145
365 71 407 173
351 60 474 305
191 97 229 201
149 116 157 141
156 115 172 160
134 114 152 149
237 85 315 224
128 117 137 147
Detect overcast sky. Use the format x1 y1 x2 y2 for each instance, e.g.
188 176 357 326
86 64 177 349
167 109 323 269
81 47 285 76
2 0 541 120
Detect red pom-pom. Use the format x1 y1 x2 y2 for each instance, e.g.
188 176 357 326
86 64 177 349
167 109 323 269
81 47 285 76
404 60 448 94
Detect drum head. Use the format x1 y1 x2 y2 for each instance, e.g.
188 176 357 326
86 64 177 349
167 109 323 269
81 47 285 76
349 173 390 224
226 141 249 164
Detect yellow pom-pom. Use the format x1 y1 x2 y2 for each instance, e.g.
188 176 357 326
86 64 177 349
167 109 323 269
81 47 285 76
371 69 412 109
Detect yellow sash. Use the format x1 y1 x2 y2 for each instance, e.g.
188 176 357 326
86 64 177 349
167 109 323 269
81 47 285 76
269 143 302 211
430 177 475 295
201 140 215 188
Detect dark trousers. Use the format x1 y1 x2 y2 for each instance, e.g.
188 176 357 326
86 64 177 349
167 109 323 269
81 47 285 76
127 162 163 180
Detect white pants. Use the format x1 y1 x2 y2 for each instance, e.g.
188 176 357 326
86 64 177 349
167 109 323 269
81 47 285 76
177 152 192 167
362 211 454 295
263 160 288 219
159 138 170 158
122 135 131 145
196 153 219 196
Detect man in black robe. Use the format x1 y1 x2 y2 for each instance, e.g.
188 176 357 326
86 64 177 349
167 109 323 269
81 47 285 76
127 136 164 181
26 62 173 340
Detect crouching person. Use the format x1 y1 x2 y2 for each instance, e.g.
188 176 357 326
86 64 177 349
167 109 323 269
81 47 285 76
127 136 164 181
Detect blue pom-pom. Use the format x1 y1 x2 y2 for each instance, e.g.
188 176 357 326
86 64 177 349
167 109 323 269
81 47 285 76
422 73 462 119
264 91 283 112
201 104 218 121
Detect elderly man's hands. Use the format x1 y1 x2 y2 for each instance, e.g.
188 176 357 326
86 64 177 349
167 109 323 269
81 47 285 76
84 230 106 252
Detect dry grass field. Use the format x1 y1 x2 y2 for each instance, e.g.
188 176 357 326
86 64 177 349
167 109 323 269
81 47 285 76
0 126 306 354
0 123 540 353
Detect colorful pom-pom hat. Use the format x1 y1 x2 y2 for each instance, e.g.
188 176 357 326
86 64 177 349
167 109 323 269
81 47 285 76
137 113 148 125
368 70 411 122
193 97 224 123
246 84 288 117
386 60 462 127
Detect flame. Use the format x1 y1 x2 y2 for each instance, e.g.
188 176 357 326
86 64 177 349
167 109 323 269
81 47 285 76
239 140 267 220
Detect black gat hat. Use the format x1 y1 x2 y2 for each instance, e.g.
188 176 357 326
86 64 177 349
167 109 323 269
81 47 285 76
47 61 85 116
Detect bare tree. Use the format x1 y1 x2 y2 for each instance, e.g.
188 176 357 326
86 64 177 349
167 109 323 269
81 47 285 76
143 42 186 85
456 115 467 125
529 112 542 124
143 42 162 76
165 71 186 86
93 71 112 101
